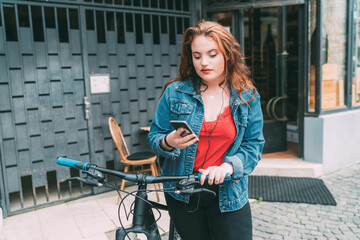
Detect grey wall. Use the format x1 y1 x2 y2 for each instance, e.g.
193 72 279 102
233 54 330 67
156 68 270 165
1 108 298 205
304 109 360 173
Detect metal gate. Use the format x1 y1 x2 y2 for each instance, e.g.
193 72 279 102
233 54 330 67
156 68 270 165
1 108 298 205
0 0 191 216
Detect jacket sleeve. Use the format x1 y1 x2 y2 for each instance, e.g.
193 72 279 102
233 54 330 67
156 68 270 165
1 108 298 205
146 86 181 159
223 94 265 180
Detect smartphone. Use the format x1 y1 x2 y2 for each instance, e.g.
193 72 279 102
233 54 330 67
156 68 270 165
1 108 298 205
170 120 195 137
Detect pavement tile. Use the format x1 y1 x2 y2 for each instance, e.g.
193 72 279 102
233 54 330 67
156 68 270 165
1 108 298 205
83 232 109 240
3 210 42 240
3 210 39 228
37 203 72 222
74 210 115 238
67 199 103 216
3 222 42 240
40 216 82 240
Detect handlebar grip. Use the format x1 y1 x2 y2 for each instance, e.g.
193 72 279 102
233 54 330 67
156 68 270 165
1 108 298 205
197 173 231 181
56 157 89 171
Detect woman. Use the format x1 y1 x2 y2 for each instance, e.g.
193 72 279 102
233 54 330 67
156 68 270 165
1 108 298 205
147 21 265 240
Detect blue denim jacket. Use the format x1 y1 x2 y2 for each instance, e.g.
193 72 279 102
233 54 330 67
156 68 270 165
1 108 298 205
147 79 265 212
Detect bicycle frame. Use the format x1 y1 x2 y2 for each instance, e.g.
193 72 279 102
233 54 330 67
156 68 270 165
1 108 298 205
116 181 164 240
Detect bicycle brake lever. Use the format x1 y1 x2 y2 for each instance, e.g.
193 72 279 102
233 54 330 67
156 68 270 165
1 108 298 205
82 167 105 182
176 187 216 197
176 175 200 190
65 177 103 187
196 188 216 197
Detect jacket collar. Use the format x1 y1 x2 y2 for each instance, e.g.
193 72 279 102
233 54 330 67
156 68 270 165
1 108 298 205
176 79 197 95
176 78 202 102
176 78 254 107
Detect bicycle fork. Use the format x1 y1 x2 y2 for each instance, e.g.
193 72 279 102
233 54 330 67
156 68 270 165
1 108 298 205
116 183 161 240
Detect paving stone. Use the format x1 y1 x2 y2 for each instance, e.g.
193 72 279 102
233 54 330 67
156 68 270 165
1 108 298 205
252 162 360 240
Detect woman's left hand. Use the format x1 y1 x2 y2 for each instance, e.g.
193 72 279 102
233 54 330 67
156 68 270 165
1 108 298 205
198 163 233 185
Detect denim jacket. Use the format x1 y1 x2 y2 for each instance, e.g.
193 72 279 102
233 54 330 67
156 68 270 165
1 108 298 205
147 79 265 213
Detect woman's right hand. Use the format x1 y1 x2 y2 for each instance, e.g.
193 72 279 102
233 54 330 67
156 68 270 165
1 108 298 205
162 128 199 150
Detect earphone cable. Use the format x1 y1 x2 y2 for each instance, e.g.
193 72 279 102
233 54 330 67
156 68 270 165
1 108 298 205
200 84 226 170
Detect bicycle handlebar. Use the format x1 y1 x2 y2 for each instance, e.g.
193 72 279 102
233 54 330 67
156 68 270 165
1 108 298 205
57 157 90 171
57 157 231 184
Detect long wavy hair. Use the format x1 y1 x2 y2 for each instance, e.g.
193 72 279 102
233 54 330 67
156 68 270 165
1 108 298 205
162 21 256 103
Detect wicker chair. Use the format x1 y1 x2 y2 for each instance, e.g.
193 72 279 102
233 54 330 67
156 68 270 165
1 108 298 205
108 117 160 203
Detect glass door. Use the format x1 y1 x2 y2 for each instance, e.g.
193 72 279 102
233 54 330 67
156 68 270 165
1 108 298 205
245 7 288 154
210 5 301 156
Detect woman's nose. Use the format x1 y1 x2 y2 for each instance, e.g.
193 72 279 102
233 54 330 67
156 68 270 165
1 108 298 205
201 56 209 66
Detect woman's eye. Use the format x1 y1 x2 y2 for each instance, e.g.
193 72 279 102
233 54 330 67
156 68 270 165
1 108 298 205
210 54 217 58
193 56 201 59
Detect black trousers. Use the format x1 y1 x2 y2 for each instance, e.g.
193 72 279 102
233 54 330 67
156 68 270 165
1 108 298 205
165 184 252 240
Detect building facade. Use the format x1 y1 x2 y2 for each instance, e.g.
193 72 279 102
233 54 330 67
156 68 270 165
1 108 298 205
0 0 359 217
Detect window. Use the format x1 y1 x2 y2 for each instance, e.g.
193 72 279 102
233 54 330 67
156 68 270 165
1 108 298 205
144 14 151 33
4 5 18 41
18 5 30 28
96 11 106 43
106 12 115 31
135 14 143 44
152 15 160 44
31 6 45 42
57 8 69 43
116 12 125 43
167 0 174 10
86 10 95 30
125 13 133 32
309 0 348 112
169 16 175 45
352 0 360 106
161 16 167 34
321 0 347 110
176 17 183 34
69 9 79 30
45 7 56 29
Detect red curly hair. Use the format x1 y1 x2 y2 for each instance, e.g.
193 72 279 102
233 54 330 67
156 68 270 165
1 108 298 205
162 21 255 103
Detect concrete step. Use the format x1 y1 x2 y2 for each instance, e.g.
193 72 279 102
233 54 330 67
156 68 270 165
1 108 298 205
251 158 323 178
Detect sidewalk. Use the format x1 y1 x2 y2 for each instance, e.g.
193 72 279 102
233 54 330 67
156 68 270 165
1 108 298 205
1 185 169 240
1 162 360 240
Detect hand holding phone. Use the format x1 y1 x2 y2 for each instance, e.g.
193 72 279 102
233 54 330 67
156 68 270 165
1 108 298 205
163 120 198 150
170 120 195 137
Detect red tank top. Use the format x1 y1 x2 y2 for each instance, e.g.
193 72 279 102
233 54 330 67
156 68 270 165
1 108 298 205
193 106 236 171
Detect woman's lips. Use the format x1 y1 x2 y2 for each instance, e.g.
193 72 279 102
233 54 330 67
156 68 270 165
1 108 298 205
201 68 212 74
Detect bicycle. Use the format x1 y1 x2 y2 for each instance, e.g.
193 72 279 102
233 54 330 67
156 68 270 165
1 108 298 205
56 157 231 240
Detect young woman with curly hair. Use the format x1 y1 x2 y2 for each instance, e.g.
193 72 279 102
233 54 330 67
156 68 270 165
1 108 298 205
147 21 265 240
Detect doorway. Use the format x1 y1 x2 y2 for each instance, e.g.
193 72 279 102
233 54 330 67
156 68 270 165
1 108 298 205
210 5 302 158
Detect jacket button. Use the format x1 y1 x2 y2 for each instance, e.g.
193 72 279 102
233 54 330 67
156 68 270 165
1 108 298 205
222 206 226 209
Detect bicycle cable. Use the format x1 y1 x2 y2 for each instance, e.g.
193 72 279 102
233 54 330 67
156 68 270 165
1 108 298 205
105 180 179 240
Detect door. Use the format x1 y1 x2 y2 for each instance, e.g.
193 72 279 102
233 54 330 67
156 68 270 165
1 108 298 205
209 5 301 156
0 2 92 216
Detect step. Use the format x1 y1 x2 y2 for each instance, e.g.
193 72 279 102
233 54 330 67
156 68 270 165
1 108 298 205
251 158 323 178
